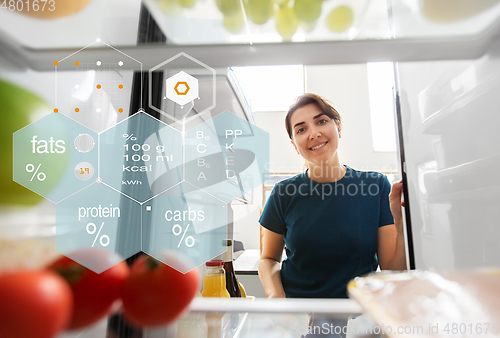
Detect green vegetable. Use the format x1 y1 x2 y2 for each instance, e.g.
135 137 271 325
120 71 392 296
0 79 49 205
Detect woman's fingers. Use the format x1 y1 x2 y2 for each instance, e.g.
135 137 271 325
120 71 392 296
389 179 403 202
389 180 405 235
398 179 405 207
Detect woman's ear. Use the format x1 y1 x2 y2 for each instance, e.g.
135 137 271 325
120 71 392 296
337 122 342 138
291 140 299 154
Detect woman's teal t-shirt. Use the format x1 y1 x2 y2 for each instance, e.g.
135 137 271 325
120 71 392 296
259 166 394 298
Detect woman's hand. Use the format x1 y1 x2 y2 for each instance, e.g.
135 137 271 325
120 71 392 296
389 179 405 235
380 179 408 270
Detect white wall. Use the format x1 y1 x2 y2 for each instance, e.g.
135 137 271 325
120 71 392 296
252 64 398 175
306 64 398 173
253 111 305 173
231 203 261 251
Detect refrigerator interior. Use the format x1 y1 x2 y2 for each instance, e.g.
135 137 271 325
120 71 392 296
1 1 500 337
395 41 500 269
1 0 500 285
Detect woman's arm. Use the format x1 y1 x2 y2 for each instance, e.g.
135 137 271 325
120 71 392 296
377 180 407 271
258 227 287 298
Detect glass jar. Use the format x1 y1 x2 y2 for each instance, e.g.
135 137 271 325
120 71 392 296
201 260 230 298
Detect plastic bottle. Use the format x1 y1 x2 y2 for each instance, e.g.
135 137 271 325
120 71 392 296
201 260 230 298
222 239 241 297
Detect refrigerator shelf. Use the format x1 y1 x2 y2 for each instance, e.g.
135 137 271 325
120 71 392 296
2 0 500 70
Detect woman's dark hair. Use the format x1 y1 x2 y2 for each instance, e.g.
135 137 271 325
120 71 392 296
285 93 341 139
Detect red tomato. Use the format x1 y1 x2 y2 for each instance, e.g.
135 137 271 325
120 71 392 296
0 270 73 338
121 253 199 327
47 249 130 330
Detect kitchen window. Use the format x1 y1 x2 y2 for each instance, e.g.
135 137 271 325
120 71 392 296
231 65 305 112
367 62 398 152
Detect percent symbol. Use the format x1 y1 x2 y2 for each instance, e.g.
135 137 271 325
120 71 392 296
86 222 110 247
26 163 46 181
172 224 195 248
123 133 137 141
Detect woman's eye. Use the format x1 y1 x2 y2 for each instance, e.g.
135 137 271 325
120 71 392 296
296 128 305 134
318 119 328 125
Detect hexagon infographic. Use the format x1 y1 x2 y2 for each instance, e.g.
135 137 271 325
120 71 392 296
100 113 183 202
149 52 215 122
142 182 227 273
53 38 142 133
166 71 199 107
185 110 270 203
13 113 98 203
12 41 271 274
56 183 141 273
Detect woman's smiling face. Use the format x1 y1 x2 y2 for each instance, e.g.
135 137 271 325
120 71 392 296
290 103 341 165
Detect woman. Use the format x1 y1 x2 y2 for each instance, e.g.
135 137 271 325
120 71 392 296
258 93 406 299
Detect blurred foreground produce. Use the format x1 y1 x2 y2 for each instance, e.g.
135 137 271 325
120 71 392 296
326 5 353 33
0 270 73 338
47 250 130 330
19 0 93 19
0 237 60 272
177 0 197 9
348 270 500 338
246 0 274 24
275 5 299 39
293 0 322 23
158 0 183 16
122 254 199 327
217 0 241 15
224 11 246 33
420 0 499 23
155 0 360 40
0 79 51 205
300 20 317 32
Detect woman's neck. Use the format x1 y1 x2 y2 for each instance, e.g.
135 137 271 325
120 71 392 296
307 158 346 183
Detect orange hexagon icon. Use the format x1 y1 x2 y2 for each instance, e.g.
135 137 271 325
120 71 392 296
165 71 199 106
174 81 190 95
